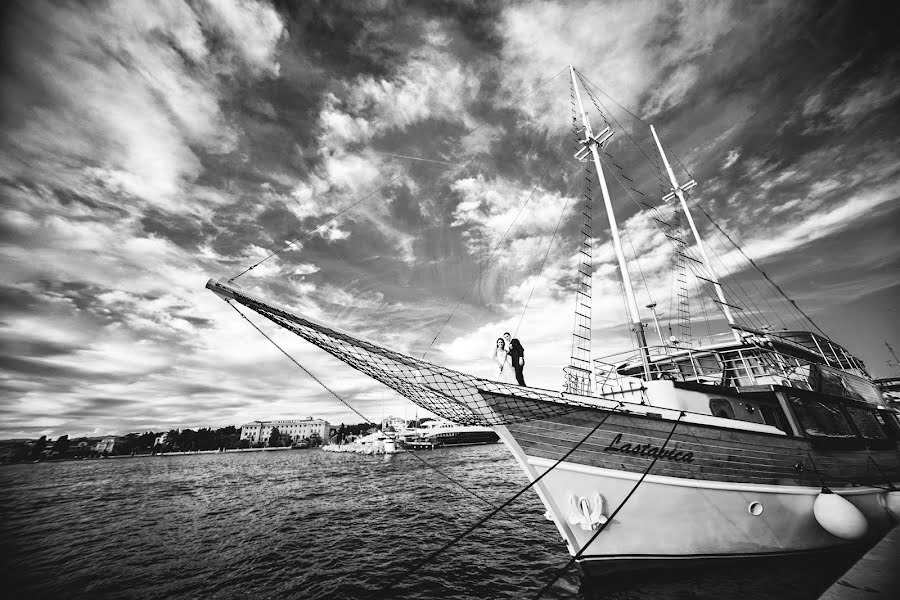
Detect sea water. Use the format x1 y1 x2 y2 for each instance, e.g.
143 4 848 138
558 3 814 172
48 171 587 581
0 445 861 599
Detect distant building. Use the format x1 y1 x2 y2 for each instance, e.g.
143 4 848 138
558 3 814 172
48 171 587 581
382 416 408 431
94 437 120 454
154 433 168 447
240 417 331 446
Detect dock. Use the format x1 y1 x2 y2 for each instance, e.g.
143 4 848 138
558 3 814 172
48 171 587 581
819 527 900 599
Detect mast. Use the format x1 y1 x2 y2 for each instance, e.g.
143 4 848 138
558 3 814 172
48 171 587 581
650 125 741 343
647 301 666 348
570 66 651 379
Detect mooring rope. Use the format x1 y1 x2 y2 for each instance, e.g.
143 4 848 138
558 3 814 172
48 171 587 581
801 452 895 492
366 407 620 599
867 455 897 491
532 411 685 599
223 297 499 508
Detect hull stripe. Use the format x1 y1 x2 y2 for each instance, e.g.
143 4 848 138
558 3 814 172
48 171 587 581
527 456 896 494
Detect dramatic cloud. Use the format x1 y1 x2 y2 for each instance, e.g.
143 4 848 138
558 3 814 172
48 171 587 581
1 1 898 440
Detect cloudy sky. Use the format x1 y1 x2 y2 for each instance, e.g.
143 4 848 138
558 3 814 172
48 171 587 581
2 0 898 439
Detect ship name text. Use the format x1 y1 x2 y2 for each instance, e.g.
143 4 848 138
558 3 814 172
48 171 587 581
603 434 694 463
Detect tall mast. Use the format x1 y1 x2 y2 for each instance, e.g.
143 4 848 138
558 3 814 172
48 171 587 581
650 125 741 343
570 66 651 379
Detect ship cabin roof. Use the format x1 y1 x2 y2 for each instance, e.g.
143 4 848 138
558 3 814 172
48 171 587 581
769 330 869 375
605 330 882 406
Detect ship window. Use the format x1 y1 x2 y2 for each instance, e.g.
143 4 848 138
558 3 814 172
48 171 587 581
720 351 753 386
844 405 887 439
758 404 789 433
709 398 734 419
827 343 853 369
696 355 722 375
788 395 855 438
742 352 768 376
676 359 698 378
650 361 676 379
876 410 900 440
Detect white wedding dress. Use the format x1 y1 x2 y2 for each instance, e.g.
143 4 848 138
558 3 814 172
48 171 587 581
491 347 517 384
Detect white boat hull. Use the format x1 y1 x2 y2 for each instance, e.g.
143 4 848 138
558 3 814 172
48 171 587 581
496 429 895 576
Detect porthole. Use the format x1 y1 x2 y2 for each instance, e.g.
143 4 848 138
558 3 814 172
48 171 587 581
748 501 763 516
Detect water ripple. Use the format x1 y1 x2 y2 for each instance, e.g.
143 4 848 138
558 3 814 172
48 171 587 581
0 446 861 599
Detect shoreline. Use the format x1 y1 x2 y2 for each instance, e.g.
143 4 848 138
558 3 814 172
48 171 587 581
2 445 315 465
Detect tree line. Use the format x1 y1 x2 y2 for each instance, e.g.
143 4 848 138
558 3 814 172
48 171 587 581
0 420 427 463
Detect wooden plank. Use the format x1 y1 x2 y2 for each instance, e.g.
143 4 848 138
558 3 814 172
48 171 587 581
508 421 899 486
488 393 900 486
510 421 803 466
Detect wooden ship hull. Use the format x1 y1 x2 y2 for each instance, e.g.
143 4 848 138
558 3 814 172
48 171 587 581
489 389 899 574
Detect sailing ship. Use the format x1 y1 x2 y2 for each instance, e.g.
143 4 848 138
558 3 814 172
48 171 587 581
207 66 900 576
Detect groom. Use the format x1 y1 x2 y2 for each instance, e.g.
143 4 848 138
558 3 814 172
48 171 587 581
503 332 525 386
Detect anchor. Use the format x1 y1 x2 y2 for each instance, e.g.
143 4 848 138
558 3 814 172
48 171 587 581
567 492 608 531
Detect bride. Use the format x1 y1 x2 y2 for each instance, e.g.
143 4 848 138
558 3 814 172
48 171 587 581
491 337 516 383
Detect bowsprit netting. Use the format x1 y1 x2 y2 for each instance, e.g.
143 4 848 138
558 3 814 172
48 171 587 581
208 279 601 426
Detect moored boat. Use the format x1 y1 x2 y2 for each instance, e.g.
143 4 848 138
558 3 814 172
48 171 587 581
322 430 399 455
397 419 499 449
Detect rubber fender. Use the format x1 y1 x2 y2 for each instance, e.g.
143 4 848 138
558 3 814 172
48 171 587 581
813 488 868 540
880 490 900 522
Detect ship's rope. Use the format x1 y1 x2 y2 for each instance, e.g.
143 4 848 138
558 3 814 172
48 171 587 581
621 222 657 311
656 149 816 333
421 129 571 360
866 455 897 491
531 411 685 599
800 453 896 492
695 276 714 340
222 297 500 509
604 158 776 335
575 70 667 183
366 407 620 599
229 66 570 283
370 150 462 166
513 175 577 339
576 69 831 339
695 202 830 338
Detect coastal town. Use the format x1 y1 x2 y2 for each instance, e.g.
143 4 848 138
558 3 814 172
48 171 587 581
0 417 365 463
0 415 500 463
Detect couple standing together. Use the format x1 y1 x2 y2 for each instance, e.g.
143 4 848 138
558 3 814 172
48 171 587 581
492 331 525 386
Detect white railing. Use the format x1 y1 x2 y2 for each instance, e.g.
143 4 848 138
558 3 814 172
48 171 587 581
592 343 884 405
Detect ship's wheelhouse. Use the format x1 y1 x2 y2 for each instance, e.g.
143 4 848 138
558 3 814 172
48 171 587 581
773 330 869 377
607 330 883 406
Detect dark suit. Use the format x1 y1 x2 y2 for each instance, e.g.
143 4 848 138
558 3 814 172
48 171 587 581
508 339 525 386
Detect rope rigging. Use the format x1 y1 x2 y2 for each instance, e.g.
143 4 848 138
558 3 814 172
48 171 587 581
564 72 596 395
513 179 577 340
420 129 572 360
222 297 499 509
600 148 797 339
366 407 619 599
575 68 831 342
650 145 818 333
531 411 685 599
694 201 830 337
